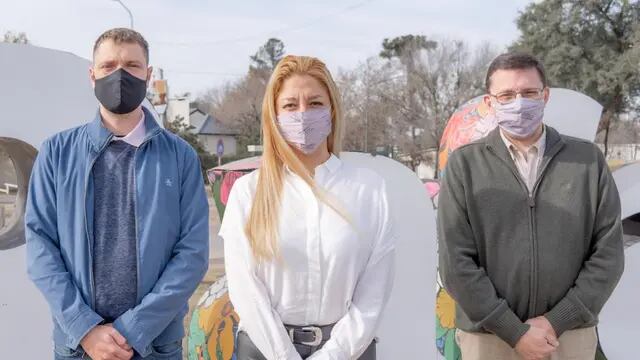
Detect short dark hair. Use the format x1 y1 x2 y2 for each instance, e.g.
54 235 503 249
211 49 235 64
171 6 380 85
93 28 149 64
485 53 546 92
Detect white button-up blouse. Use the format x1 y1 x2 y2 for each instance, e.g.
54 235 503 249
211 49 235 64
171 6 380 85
220 154 396 360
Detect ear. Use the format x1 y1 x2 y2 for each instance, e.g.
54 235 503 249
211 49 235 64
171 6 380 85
543 87 550 104
483 94 492 109
89 66 96 89
146 66 153 84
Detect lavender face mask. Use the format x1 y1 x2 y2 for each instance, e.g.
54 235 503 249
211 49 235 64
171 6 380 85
276 107 332 154
494 97 545 139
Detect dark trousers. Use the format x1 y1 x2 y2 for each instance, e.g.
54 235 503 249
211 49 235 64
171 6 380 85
236 331 376 360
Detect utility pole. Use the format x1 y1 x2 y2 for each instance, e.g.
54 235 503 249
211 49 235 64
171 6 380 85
112 0 134 29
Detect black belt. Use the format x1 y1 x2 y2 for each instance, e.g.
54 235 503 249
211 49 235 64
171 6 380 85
235 325 376 360
285 324 335 347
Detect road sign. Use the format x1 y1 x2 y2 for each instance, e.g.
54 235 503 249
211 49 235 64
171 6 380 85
216 139 224 157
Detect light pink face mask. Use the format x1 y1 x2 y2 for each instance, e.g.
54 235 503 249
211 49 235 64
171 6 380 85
494 97 545 139
276 107 332 154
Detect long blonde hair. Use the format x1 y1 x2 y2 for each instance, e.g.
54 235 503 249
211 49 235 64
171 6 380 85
245 55 345 262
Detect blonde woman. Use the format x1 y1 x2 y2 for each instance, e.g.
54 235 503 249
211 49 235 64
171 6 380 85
220 55 396 360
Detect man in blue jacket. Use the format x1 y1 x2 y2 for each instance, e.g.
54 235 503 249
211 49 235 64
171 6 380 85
26 28 209 360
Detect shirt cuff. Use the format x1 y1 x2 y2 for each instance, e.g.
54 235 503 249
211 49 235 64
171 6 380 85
66 309 104 349
274 345 305 360
482 303 530 348
545 296 586 337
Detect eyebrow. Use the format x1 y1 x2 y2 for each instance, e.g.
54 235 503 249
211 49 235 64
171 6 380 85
281 95 323 102
495 87 541 94
97 60 117 66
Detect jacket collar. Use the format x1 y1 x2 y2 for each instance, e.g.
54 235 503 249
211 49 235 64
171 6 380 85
485 125 564 163
87 106 160 152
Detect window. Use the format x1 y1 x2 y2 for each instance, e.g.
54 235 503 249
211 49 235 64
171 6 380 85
0 148 18 232
0 138 37 251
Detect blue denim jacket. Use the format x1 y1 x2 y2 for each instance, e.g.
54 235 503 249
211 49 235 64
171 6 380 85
26 107 209 357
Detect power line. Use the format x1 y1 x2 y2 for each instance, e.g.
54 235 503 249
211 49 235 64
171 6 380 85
151 0 374 47
162 69 245 77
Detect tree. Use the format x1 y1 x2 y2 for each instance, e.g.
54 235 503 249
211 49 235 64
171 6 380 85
380 35 438 68
2 31 29 44
337 57 398 153
165 117 216 177
378 35 494 173
250 38 285 71
198 38 286 156
378 35 437 170
199 70 267 156
511 0 640 156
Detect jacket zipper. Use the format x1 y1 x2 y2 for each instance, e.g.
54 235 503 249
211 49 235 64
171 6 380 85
132 129 162 304
84 136 113 310
526 148 561 315
487 142 563 316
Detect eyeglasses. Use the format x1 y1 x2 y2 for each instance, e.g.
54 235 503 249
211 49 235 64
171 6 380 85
489 88 545 105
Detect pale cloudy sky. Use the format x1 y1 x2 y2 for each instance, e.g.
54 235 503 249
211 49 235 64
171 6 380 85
1 0 533 96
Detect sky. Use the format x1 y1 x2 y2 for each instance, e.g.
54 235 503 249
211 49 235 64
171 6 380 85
1 0 533 97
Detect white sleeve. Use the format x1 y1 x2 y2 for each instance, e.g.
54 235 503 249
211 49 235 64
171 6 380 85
221 181 303 360
308 181 396 360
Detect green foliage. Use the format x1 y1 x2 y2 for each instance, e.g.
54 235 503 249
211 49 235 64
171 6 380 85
199 38 285 159
379 34 437 61
250 38 285 71
511 0 640 153
165 117 217 175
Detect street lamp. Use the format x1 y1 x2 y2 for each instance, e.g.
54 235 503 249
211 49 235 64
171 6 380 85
112 0 134 29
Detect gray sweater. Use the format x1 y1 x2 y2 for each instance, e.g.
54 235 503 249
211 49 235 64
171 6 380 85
437 126 624 348
92 140 138 322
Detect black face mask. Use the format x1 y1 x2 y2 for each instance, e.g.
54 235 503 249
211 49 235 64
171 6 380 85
94 68 148 114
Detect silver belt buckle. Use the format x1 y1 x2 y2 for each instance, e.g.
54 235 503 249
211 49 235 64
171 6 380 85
289 326 323 347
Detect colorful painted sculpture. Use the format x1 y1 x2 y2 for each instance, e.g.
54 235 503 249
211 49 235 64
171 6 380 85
435 95 495 360
188 276 239 360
